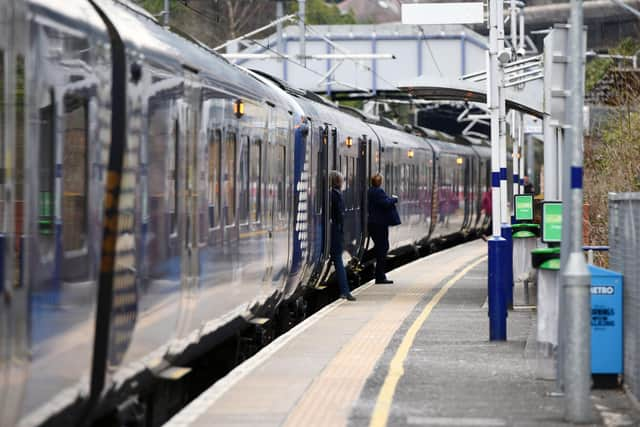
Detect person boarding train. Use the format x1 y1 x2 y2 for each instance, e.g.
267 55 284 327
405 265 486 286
330 171 356 301
368 173 399 284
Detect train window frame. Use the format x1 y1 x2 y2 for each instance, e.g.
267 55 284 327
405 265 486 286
239 135 250 226
208 128 221 230
168 118 179 237
223 131 237 228
61 91 90 255
250 138 261 224
38 88 56 240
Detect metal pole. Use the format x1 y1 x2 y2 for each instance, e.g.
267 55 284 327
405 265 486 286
510 0 517 50
512 110 519 199
276 1 284 55
543 117 557 200
163 0 169 27
298 0 306 65
563 0 591 422
518 112 525 193
488 0 507 341
498 0 514 308
519 9 525 54
527 134 534 187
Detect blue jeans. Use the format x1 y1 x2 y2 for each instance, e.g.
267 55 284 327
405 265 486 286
330 225 350 296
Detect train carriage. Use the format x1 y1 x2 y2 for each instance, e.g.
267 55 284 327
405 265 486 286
0 1 491 425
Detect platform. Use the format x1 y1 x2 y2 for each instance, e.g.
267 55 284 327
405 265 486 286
166 240 640 427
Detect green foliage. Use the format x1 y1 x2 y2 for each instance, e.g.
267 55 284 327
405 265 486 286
585 57 613 93
585 37 640 92
136 0 180 16
290 0 356 25
584 103 640 257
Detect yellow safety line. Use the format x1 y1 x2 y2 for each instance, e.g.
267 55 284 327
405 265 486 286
369 255 488 427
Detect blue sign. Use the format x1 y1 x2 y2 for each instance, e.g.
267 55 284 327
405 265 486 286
590 265 623 375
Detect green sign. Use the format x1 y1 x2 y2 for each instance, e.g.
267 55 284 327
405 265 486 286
542 202 563 243
514 194 534 221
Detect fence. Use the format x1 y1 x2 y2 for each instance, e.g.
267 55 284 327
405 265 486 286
609 192 640 397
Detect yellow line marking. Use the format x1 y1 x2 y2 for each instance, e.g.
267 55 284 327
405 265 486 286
369 255 488 427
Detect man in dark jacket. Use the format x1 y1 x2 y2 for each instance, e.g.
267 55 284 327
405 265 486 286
330 171 356 301
368 173 398 284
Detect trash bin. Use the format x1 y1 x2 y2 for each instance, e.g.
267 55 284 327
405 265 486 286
512 223 540 305
590 264 623 387
532 247 560 379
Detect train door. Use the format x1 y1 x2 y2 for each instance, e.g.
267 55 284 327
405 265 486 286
316 126 329 264
0 5 28 423
173 73 202 341
356 135 369 257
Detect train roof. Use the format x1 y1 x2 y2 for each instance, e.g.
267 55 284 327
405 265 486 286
91 0 288 107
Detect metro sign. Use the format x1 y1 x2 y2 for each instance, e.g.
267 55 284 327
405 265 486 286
401 2 485 25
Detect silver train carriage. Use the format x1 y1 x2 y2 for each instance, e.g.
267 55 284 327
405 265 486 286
0 0 491 425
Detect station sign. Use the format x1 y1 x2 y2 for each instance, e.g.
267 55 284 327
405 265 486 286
514 194 534 222
541 201 562 243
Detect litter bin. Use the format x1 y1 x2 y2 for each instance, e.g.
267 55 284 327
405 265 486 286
512 223 539 305
589 264 623 387
532 247 560 379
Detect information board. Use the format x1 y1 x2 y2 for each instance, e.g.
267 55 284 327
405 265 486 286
514 194 534 222
541 201 562 243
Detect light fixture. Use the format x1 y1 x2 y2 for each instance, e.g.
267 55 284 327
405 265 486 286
408 149 414 159
456 157 463 165
345 136 353 147
233 99 244 118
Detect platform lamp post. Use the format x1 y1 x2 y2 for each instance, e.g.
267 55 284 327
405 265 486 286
402 1 508 340
562 0 591 422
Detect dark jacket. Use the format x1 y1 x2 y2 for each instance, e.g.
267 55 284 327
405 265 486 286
368 186 398 225
331 188 345 227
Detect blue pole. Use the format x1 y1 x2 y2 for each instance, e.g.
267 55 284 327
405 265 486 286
501 224 513 308
488 236 507 340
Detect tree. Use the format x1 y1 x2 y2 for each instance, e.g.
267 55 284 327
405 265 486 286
289 0 356 25
136 0 276 47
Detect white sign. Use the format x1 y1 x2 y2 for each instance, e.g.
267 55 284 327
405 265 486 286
401 2 484 25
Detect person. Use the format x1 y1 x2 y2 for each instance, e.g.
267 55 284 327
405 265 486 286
523 176 535 194
329 171 356 301
480 189 492 241
368 173 398 284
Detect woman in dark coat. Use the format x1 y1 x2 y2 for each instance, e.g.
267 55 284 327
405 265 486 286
330 171 356 301
367 174 398 284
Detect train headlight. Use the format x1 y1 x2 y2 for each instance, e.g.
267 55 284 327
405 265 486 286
407 149 414 159
233 99 245 118
345 136 353 147
456 157 463 165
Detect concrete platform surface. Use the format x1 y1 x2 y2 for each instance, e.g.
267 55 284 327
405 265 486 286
165 240 640 427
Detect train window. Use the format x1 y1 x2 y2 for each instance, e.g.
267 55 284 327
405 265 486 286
223 132 236 226
168 119 178 235
0 51 4 231
316 129 326 215
239 137 249 225
208 129 221 228
62 93 88 252
39 89 55 238
273 144 286 217
250 139 261 222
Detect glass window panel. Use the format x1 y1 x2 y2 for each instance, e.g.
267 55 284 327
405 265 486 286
39 89 55 239
224 132 236 225
208 129 221 228
239 137 249 224
62 93 88 252
167 120 178 234
250 139 261 222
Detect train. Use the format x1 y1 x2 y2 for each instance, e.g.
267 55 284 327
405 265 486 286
0 0 491 425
